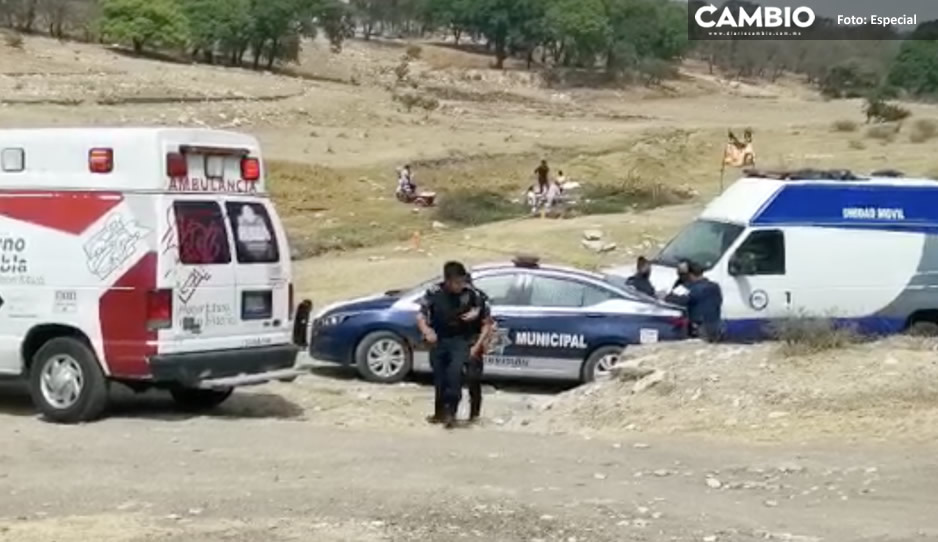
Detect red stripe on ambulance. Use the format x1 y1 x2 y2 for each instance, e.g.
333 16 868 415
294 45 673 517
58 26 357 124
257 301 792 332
99 252 158 378
0 191 124 235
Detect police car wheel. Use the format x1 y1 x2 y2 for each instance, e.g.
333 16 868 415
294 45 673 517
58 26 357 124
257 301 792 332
355 331 412 384
170 387 233 412
581 346 624 383
29 337 110 424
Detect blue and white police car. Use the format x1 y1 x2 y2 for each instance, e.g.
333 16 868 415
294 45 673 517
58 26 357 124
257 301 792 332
309 257 689 384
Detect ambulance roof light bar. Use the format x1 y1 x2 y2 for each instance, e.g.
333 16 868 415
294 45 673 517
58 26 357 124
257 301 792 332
512 254 540 268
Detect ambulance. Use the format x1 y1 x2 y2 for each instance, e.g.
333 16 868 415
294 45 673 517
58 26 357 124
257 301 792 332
609 169 938 341
0 128 303 423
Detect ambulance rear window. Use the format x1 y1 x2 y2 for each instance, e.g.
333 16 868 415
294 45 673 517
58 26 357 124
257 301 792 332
226 202 279 264
173 201 232 265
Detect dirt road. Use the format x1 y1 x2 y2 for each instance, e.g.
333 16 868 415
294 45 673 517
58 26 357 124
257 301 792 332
2 373 937 542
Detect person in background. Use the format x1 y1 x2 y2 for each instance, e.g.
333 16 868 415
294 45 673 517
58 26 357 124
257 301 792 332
534 160 550 193
672 259 691 291
416 262 492 429
626 256 655 297
396 164 417 202
665 261 724 343
556 170 567 185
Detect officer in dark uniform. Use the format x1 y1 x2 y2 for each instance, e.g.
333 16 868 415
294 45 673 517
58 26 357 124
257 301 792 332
417 261 492 429
666 261 724 342
626 256 655 297
464 275 495 423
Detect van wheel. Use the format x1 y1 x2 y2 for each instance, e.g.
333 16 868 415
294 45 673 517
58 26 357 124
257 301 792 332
170 387 233 412
581 346 624 383
908 320 938 337
355 331 412 384
29 337 109 424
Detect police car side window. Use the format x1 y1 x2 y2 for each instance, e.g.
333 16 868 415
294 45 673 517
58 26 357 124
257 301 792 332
173 201 231 265
528 276 610 308
472 274 517 305
225 202 279 264
732 230 785 275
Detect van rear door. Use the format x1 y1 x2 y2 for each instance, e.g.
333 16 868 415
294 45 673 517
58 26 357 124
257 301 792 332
224 198 292 347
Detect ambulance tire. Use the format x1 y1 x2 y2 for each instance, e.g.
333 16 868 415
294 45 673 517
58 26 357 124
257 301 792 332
169 387 234 412
581 346 625 383
29 337 110 424
354 331 412 384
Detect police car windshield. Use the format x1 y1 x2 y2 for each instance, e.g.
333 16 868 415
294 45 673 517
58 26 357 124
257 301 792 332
655 219 745 270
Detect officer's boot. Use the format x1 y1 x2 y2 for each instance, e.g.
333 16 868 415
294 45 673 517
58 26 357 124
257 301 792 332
426 397 445 424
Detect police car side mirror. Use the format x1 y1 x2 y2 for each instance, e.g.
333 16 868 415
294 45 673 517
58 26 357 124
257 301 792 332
728 258 742 277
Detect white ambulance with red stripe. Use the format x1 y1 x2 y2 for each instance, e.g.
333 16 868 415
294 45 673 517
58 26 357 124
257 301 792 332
0 128 305 423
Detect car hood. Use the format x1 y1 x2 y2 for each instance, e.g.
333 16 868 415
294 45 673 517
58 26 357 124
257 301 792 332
314 293 401 318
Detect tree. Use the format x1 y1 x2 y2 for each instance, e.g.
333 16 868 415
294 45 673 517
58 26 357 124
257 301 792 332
98 0 187 53
887 36 938 97
820 60 881 98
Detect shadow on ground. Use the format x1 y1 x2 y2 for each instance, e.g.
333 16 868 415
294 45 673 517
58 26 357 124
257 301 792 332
0 381 305 422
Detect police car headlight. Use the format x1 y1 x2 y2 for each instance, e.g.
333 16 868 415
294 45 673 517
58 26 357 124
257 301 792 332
316 312 355 328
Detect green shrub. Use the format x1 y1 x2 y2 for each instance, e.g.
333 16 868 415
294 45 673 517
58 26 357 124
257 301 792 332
909 119 938 143
434 188 519 226
831 119 858 132
770 316 861 357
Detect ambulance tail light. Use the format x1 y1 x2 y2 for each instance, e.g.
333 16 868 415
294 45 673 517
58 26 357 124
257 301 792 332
146 289 173 331
166 152 188 177
241 157 261 181
89 148 113 173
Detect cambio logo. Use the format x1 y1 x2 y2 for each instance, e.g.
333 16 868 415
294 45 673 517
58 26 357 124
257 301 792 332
695 4 816 29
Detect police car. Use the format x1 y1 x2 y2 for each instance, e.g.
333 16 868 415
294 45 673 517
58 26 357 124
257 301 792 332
309 257 688 384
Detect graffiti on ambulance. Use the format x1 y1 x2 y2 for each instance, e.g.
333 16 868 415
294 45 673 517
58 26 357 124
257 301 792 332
83 214 150 280
168 176 258 194
178 267 211 304
178 216 226 264
177 302 237 332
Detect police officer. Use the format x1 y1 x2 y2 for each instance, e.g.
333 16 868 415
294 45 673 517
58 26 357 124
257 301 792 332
417 261 492 429
464 275 495 424
666 261 724 342
626 256 655 297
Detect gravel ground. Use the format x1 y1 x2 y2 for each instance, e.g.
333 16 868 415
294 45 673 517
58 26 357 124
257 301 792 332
3 352 938 542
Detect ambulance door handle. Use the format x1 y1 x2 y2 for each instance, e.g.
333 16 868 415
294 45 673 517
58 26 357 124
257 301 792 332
585 313 604 319
785 291 792 306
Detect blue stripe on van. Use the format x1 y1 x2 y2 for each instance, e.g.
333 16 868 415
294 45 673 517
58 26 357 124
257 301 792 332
724 316 907 342
751 183 938 233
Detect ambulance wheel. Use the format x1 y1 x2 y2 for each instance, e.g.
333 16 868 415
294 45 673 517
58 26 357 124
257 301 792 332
581 346 624 383
355 331 412 384
170 387 233 411
29 337 109 424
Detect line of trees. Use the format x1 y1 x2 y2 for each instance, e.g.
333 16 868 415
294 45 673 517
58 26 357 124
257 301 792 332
2 0 937 97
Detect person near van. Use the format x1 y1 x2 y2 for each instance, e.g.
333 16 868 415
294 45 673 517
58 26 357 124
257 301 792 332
417 261 492 429
626 256 655 297
666 262 724 342
464 275 495 423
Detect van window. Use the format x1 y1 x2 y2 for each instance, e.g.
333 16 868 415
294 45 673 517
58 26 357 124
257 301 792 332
732 230 785 275
226 202 279 264
174 201 231 265
657 220 745 270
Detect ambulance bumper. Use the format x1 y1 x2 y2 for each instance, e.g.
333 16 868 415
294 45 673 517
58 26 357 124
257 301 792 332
148 344 300 387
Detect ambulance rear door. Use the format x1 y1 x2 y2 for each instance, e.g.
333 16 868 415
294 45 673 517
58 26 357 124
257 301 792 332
223 197 292 348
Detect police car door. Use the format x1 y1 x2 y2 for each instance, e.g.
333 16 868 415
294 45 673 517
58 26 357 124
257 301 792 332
469 272 528 377
716 228 790 340
494 272 597 380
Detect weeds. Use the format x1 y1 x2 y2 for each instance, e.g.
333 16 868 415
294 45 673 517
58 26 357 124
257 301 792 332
865 123 900 142
831 119 858 132
434 188 518 226
770 315 862 357
2 31 24 49
909 119 937 143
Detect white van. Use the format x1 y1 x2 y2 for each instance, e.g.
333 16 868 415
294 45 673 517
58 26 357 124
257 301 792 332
609 170 938 341
0 128 303 423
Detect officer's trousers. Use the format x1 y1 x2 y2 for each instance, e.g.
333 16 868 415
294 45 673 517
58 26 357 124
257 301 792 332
430 337 470 417
465 356 484 418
